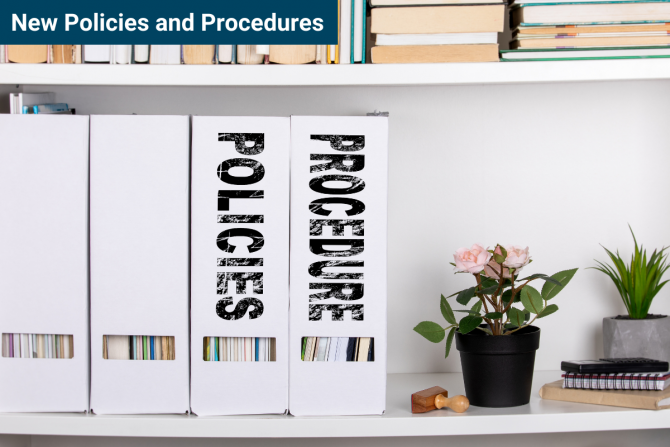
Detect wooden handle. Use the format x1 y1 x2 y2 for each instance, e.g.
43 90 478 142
434 394 469 413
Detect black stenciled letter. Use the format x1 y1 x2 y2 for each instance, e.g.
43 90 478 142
311 135 365 152
217 272 264 294
309 198 365 216
309 175 365 195
310 239 364 257
216 297 264 320
310 219 364 236
310 154 365 173
218 190 263 211
308 260 364 279
309 283 364 302
219 133 265 155
216 228 264 253
309 304 364 321
217 159 265 185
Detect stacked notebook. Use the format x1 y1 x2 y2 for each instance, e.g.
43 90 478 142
541 358 670 410
504 0 670 60
369 0 504 62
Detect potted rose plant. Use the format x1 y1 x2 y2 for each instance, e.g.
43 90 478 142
593 227 670 362
414 243 577 408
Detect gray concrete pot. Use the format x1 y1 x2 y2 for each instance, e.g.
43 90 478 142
603 316 670 362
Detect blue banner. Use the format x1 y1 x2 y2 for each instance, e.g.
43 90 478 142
1 0 337 44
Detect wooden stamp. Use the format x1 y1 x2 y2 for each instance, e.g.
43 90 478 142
411 386 469 414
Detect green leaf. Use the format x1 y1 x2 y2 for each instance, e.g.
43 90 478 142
454 310 480 314
542 268 578 300
470 300 483 315
493 254 506 264
413 321 446 343
459 315 483 334
538 304 559 318
456 287 476 306
440 295 457 325
524 311 531 323
476 285 499 295
507 307 525 327
445 327 456 358
484 312 503 319
520 286 544 314
518 273 563 287
501 288 519 304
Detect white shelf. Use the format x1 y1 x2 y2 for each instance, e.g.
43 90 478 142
0 371 668 438
1 59 670 87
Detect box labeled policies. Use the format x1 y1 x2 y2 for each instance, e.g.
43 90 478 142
191 116 290 415
90 115 190 414
0 115 90 412
289 116 389 416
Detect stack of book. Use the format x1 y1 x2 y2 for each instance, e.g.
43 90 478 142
369 0 505 63
540 358 670 410
503 0 670 61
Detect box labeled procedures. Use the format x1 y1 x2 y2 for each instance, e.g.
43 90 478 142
289 116 389 416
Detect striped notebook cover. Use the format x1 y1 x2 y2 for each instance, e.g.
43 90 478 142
562 371 670 391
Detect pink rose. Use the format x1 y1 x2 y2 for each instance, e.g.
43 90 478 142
453 244 492 274
483 246 523 279
484 262 517 279
503 245 531 269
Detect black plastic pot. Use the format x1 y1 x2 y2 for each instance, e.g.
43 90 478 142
455 325 540 408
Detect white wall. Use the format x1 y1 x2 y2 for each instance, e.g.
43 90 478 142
24 81 670 375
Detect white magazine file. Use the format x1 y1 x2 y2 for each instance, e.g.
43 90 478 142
191 116 290 415
0 115 90 412
90 115 190 414
289 116 388 416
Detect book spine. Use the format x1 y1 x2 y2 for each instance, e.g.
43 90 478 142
362 0 367 64
351 0 355 64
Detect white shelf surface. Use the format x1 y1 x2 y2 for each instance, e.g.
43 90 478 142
0 371 668 438
1 59 670 86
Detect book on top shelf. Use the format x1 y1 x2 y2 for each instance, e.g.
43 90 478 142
217 45 233 63
515 23 670 35
111 45 132 64
372 44 500 62
52 45 75 64
7 45 48 63
512 1 670 26
236 45 264 64
149 45 181 64
512 34 670 47
83 45 111 63
341 0 353 64
500 46 670 59
183 45 216 64
134 45 150 63
371 5 505 33
370 0 503 4
375 32 499 45
269 45 317 64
